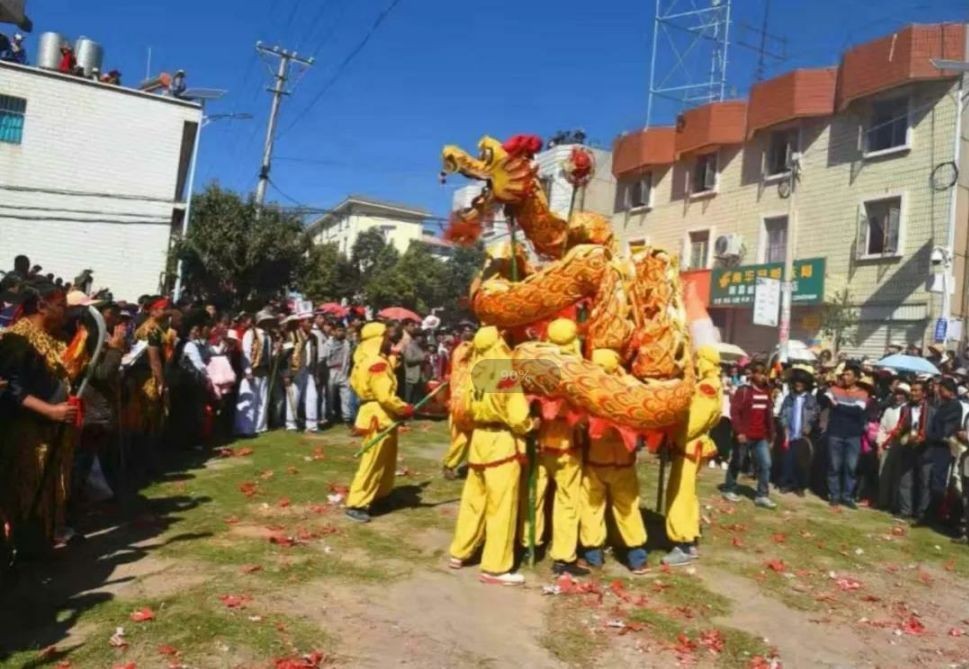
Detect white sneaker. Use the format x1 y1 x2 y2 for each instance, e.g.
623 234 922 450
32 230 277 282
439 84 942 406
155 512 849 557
755 496 777 509
720 462 729 470
479 572 525 586
707 460 717 469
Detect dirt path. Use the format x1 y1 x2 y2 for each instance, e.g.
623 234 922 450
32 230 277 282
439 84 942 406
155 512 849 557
274 568 564 668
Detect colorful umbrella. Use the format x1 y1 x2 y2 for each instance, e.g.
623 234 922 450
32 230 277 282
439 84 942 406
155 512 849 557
378 307 421 322
317 302 348 317
877 354 941 376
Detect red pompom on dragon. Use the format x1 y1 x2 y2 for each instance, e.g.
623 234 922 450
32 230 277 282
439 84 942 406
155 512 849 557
441 134 704 448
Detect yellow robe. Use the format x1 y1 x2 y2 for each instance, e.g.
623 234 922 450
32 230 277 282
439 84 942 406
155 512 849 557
442 341 473 470
346 341 410 510
449 338 533 574
580 427 647 550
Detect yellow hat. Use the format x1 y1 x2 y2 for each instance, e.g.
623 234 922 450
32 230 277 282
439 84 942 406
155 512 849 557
548 318 579 354
361 322 386 341
473 326 499 352
591 348 621 373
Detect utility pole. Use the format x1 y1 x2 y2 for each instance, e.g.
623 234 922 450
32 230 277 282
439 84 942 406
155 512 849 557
253 42 314 209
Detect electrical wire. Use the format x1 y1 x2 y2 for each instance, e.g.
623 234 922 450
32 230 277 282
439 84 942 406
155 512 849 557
277 0 406 138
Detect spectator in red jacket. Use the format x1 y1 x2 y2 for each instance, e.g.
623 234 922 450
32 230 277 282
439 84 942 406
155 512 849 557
721 361 777 509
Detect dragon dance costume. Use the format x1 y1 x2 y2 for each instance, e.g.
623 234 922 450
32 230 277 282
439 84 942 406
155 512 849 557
442 340 473 474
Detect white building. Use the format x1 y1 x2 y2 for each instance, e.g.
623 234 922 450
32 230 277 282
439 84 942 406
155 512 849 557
307 195 432 257
0 60 202 299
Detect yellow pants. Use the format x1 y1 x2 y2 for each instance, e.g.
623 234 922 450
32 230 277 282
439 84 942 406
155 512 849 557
449 459 521 574
346 430 398 509
442 418 471 470
521 450 582 562
665 452 701 544
579 464 647 549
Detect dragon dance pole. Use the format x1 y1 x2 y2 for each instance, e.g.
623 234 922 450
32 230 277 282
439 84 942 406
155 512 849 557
353 381 450 458
655 436 669 515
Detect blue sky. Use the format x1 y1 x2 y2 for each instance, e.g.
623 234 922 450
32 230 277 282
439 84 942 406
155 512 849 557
26 0 967 227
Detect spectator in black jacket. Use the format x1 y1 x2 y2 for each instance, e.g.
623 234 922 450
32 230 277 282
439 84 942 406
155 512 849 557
917 378 962 527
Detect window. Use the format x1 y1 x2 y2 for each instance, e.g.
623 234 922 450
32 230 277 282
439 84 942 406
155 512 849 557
865 97 909 155
0 94 26 145
858 196 901 257
688 230 710 269
763 216 788 264
616 173 652 212
766 128 797 177
691 153 717 194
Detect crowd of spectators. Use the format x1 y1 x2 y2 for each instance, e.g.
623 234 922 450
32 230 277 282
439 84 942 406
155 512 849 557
715 350 969 545
0 255 468 569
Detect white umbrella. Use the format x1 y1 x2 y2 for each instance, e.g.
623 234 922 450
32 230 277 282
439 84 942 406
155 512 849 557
713 342 748 362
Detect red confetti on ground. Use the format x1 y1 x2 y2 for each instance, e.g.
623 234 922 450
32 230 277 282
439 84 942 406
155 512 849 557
114 664 137 669
158 645 179 657
224 516 240 525
311 447 325 461
269 533 299 547
277 497 292 508
239 482 259 498
130 607 156 622
674 632 698 656
917 570 933 586
723 523 748 533
732 536 745 548
273 650 326 669
890 525 906 537
216 447 235 458
949 628 965 637
901 616 926 635
219 594 252 609
287 466 300 475
56 662 72 669
38 645 58 659
944 559 956 572
660 563 671 574
835 577 862 591
237 447 254 456
328 483 349 495
771 533 787 544
309 504 328 515
698 628 725 654
240 564 263 574
765 559 786 573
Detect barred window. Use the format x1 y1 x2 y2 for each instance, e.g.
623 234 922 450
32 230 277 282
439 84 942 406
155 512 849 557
0 94 27 145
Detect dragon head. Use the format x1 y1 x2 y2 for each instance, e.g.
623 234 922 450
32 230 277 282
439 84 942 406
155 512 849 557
441 135 540 204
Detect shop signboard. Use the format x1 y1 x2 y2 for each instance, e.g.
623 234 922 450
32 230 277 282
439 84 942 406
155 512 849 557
710 258 825 307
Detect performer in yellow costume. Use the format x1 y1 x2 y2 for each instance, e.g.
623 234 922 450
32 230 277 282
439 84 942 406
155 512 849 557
662 345 722 566
579 349 649 574
449 326 535 586
345 322 414 523
442 339 473 479
521 318 588 576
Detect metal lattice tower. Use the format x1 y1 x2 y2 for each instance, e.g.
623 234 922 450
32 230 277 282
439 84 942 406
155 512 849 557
646 0 732 128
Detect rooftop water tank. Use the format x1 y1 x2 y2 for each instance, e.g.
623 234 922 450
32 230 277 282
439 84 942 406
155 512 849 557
37 31 68 70
74 37 104 77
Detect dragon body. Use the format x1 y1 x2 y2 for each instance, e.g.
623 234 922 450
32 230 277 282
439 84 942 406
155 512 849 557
442 135 695 440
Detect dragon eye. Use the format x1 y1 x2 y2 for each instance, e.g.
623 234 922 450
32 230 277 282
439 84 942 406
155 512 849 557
480 147 494 165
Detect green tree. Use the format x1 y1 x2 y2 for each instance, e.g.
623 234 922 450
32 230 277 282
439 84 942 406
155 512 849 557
820 288 859 355
299 242 358 302
440 243 485 319
351 229 394 274
174 184 307 307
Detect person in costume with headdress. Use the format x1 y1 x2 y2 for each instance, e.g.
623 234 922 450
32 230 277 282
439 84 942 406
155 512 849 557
521 317 588 576
663 345 722 566
235 309 276 436
778 364 820 497
442 336 474 479
345 322 414 523
579 348 649 574
0 279 79 555
124 296 169 473
449 326 535 586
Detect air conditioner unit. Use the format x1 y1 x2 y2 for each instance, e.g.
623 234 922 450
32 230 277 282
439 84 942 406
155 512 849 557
714 233 745 260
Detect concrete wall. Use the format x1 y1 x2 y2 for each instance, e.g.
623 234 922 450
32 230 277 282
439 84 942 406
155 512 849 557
313 211 425 257
537 145 616 219
0 62 202 299
614 79 960 356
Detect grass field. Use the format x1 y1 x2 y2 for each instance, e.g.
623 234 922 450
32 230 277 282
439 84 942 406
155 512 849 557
1 421 968 668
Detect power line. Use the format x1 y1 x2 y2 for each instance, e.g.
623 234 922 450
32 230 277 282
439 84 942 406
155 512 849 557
278 0 406 138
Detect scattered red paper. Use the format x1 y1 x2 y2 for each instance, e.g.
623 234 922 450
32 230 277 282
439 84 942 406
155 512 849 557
311 447 325 461
834 577 862 591
771 533 787 544
287 466 300 475
158 645 179 657
56 662 72 669
328 483 349 495
273 650 326 669
130 607 156 622
660 563 671 574
944 559 956 572
674 632 698 655
698 629 725 654
309 504 328 515
277 497 292 508
765 559 786 573
114 664 137 669
948 627 965 637
916 570 933 586
224 516 240 525
749 656 771 669
901 616 926 635
219 594 251 609
890 525 906 537
269 532 299 547
732 536 745 548
237 447 254 456
216 447 234 458
240 564 263 574
38 645 58 659
239 482 258 497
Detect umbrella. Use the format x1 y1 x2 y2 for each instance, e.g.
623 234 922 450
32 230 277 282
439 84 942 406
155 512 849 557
317 302 348 317
877 354 941 376
712 342 748 363
774 340 817 363
378 306 421 323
